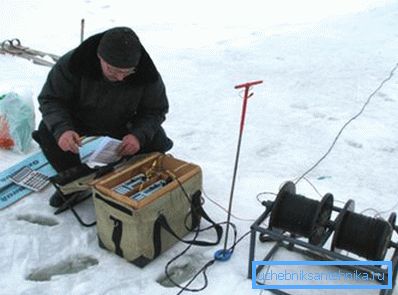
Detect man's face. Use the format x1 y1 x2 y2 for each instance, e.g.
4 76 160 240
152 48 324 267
98 55 136 82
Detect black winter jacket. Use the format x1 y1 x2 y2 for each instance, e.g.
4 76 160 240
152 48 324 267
38 30 168 148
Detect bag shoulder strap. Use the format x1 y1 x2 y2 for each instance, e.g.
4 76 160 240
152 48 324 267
153 190 223 258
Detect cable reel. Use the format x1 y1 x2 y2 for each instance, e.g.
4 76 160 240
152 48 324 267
269 181 333 245
332 209 395 260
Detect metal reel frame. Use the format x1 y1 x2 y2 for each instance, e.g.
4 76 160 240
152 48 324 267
248 199 398 295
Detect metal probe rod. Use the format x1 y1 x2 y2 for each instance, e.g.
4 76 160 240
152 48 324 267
222 80 263 253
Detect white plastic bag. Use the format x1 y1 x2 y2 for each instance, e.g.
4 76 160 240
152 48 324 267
0 91 35 153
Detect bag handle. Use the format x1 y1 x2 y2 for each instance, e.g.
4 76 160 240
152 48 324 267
110 215 124 257
153 191 223 258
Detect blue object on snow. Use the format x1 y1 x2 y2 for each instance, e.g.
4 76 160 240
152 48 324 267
214 249 233 261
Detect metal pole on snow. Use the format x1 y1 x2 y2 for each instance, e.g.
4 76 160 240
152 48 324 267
80 19 85 43
215 80 263 261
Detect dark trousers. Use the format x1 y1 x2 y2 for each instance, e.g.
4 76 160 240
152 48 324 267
32 121 173 173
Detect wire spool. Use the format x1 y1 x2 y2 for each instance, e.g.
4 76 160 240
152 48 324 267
332 210 393 260
269 181 333 245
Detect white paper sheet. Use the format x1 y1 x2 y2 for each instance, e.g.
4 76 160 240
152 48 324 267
85 136 122 168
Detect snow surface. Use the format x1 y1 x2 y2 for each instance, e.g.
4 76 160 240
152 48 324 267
1 0 398 294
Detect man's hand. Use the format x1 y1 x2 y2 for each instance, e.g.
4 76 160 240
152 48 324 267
57 130 81 154
118 134 140 156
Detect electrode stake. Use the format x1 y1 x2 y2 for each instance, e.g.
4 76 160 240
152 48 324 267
215 80 263 261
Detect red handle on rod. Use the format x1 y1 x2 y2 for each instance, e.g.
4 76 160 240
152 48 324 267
234 80 263 89
235 80 263 134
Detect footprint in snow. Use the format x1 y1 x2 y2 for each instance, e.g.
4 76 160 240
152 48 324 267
256 143 281 157
26 255 98 281
380 147 396 153
16 214 59 227
290 103 308 110
181 131 195 138
312 112 326 119
377 92 395 102
345 140 363 149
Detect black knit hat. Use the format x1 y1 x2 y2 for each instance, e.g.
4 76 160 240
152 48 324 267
97 27 142 68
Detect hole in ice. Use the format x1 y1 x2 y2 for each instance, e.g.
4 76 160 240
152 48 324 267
156 262 198 288
16 214 59 227
26 255 99 281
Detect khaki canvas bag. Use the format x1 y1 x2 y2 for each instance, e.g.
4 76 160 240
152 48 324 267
91 153 222 267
